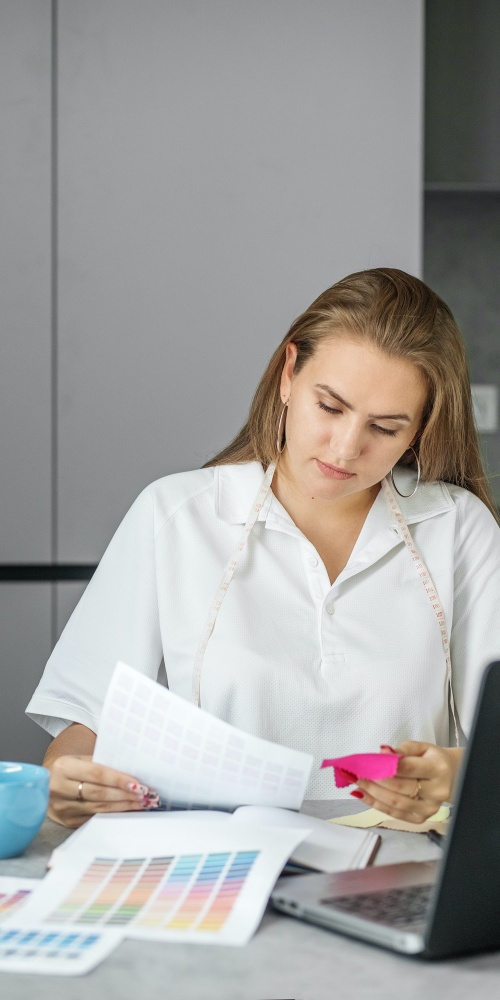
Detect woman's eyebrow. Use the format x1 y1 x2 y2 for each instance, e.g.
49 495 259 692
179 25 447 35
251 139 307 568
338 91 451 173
314 383 411 422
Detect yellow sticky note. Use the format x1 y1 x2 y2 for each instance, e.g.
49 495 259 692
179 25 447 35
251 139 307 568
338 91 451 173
329 804 450 831
329 807 388 828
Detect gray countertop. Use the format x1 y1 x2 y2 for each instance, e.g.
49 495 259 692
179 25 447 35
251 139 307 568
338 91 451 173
1 801 500 999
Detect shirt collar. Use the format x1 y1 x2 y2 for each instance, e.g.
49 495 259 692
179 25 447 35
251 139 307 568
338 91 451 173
383 467 455 525
214 462 273 524
214 461 455 527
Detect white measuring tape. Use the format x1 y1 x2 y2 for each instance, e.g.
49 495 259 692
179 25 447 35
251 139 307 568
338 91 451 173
381 476 459 747
192 461 277 706
192 463 459 748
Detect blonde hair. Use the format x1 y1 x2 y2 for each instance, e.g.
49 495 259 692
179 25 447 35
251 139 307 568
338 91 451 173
205 268 498 521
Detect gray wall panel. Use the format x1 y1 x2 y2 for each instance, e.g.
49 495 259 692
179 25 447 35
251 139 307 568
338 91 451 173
0 584 52 763
57 0 424 562
0 0 52 562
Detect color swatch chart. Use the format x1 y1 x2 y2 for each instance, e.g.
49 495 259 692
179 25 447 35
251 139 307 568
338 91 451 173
46 850 259 938
14 820 306 947
0 888 32 923
0 927 120 976
94 661 312 810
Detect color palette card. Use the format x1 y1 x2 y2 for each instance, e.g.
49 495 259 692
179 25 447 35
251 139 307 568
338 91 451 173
93 661 313 811
14 822 308 946
0 878 39 924
0 926 121 976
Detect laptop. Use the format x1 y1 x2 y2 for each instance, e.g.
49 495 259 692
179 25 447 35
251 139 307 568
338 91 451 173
272 660 500 959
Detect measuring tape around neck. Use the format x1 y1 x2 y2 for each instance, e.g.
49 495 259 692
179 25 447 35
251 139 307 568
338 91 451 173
381 476 459 747
192 463 459 748
191 461 277 706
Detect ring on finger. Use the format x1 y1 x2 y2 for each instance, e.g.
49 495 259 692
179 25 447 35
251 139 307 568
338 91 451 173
77 781 84 803
409 779 422 800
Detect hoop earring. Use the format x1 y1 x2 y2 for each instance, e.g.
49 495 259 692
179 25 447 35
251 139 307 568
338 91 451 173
276 402 288 455
389 447 421 498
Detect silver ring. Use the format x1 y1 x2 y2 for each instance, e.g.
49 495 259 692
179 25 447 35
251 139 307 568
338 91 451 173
77 781 84 802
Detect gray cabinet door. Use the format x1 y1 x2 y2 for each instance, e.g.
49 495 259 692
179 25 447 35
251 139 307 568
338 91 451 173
57 0 424 563
0 0 52 562
0 584 52 763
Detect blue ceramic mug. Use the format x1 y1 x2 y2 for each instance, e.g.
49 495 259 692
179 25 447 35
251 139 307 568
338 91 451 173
0 762 50 859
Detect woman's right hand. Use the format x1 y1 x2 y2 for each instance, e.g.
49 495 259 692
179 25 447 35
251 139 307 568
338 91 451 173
43 723 159 828
47 754 160 828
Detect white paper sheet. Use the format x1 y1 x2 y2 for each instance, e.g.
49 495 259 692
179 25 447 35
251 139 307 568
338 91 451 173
15 820 308 946
0 877 39 923
94 661 313 810
0 926 121 976
47 811 235 870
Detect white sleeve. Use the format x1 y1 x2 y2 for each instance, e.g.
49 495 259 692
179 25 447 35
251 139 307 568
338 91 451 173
450 490 500 738
25 486 163 737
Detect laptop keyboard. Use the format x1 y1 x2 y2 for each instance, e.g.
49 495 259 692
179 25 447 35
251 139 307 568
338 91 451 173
322 883 434 927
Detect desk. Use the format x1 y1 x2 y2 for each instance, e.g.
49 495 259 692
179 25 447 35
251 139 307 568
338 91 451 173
1 801 500 999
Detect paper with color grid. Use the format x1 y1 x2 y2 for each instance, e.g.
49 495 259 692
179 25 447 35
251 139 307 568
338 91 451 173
94 661 313 810
0 926 121 976
13 820 308 946
0 877 39 923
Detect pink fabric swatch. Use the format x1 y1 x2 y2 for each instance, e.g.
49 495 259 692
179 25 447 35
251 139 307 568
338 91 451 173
321 753 402 788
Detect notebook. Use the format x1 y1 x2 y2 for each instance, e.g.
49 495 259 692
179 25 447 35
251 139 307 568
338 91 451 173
49 805 380 876
272 660 500 959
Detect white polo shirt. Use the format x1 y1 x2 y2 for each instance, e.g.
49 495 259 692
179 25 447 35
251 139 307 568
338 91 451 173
26 462 500 798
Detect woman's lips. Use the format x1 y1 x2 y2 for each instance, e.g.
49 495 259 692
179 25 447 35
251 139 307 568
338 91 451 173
316 459 355 480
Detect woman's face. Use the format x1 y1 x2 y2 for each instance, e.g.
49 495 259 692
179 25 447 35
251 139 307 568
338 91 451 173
278 335 428 504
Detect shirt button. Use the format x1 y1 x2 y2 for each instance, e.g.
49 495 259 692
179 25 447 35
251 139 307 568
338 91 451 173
326 602 335 615
308 556 318 567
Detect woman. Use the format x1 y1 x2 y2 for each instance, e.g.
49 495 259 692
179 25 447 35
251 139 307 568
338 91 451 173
27 268 500 828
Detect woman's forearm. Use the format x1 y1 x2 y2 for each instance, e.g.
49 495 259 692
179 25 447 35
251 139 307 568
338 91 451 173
43 722 97 768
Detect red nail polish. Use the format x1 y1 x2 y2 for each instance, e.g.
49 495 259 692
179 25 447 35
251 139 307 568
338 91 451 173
350 790 364 799
129 782 149 795
380 745 396 753
143 792 160 806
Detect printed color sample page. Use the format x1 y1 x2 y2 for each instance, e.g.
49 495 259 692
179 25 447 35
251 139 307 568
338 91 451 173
94 661 313 810
0 926 121 976
0 878 39 924
13 822 308 946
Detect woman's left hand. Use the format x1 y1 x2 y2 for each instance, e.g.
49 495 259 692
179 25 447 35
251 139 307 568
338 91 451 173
354 742 464 824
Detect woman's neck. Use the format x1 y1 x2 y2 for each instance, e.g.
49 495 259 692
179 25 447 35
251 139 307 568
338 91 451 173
271 466 380 584
272 465 380 533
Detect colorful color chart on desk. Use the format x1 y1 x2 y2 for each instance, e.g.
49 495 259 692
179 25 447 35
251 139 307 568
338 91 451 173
0 926 120 975
0 878 38 923
13 822 306 946
0 889 31 920
47 850 259 939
